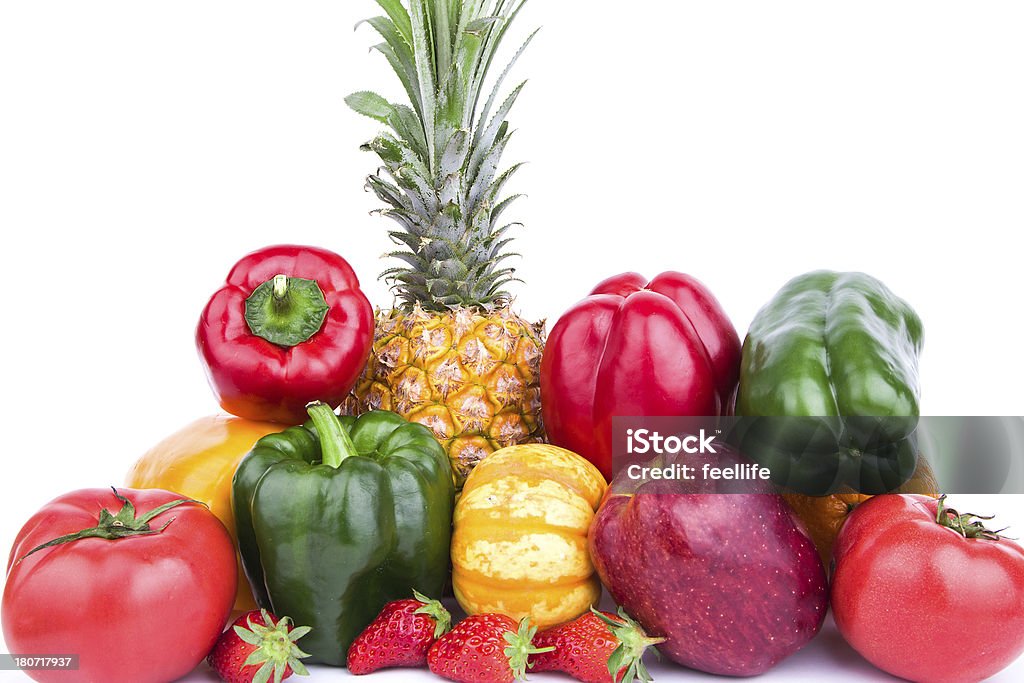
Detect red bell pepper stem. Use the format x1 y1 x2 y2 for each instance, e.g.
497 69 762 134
244 273 330 348
273 274 289 301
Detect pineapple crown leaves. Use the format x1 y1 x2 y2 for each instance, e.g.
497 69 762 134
591 608 666 683
233 610 312 683
347 0 537 312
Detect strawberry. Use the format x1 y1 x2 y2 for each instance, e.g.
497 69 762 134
347 590 452 674
427 614 554 683
530 608 665 683
207 609 312 683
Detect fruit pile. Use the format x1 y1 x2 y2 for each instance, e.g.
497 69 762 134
3 2 1024 683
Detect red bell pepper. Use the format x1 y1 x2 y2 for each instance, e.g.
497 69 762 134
540 272 741 480
197 245 374 424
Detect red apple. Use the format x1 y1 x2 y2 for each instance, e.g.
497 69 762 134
589 446 828 676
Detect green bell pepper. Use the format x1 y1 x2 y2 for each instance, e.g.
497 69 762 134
735 271 924 495
232 403 455 666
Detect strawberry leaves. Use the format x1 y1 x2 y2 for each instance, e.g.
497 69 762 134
231 610 312 683
593 608 665 683
503 618 553 681
412 589 453 639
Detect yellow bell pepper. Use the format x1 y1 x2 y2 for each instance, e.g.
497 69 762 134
452 444 607 628
126 415 280 611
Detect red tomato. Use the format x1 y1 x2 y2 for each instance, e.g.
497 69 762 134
2 488 237 683
832 494 1024 683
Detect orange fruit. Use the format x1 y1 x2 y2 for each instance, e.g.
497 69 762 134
784 456 940 567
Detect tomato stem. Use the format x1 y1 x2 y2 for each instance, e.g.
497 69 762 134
935 495 1008 541
16 488 200 563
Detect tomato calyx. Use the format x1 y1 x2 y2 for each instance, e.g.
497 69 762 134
934 495 1008 541
17 488 201 563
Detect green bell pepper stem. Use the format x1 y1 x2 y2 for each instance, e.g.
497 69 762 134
306 402 358 468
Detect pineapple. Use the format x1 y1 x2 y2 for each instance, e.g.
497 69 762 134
345 0 544 485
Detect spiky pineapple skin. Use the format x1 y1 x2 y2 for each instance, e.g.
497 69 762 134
346 305 545 486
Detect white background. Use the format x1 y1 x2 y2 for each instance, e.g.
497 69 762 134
2 1 1023 681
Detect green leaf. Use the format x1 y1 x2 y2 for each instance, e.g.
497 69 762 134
382 209 423 234
432 0 453 79
233 624 264 646
368 133 405 163
290 659 310 677
440 129 469 178
243 650 268 668
369 42 423 121
389 230 423 251
388 252 430 271
449 0 464 45
345 91 395 123
466 16 501 34
436 75 464 130
388 104 428 159
481 0 530 80
451 0 483 119
481 162 525 209
358 15 413 64
470 80 524 178
455 45 483 128
374 0 413 45
288 626 313 641
475 28 538 143
252 660 273 683
487 237 515 259
607 646 627 679
467 0 529 120
396 167 438 217
367 175 412 212
439 183 462 215
356 14 420 116
492 193 523 221
469 132 515 207
409 0 438 171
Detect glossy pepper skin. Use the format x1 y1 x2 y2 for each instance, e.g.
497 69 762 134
540 272 742 481
126 415 282 611
197 245 375 424
736 271 924 495
232 404 455 666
